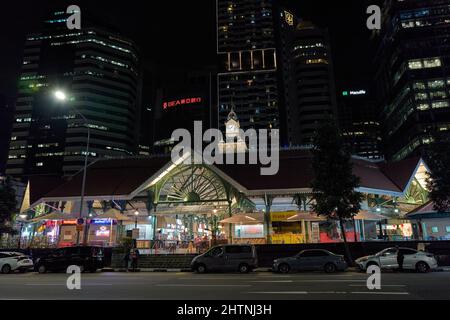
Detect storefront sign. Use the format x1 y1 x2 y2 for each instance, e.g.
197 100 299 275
270 211 298 222
95 226 110 237
90 218 116 225
132 228 140 240
235 224 264 238
163 97 202 110
311 222 320 243
62 219 77 225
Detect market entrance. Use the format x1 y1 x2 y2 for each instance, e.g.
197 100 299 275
140 164 254 254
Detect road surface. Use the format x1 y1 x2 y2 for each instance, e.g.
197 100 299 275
1 270 449 300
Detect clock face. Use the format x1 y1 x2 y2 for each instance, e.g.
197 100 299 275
227 124 236 131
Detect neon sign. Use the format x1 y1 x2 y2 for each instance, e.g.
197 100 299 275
342 90 367 96
96 226 110 237
163 97 202 110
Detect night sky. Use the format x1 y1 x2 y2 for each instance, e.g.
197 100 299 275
0 0 376 97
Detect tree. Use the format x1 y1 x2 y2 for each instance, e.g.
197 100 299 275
310 122 363 263
424 133 450 212
0 177 18 240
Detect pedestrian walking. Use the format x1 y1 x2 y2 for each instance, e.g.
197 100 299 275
131 248 140 271
397 246 404 271
123 250 130 271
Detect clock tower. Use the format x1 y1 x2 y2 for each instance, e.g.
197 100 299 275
219 108 247 153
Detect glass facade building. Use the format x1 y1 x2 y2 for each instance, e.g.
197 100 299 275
374 0 450 160
6 11 142 180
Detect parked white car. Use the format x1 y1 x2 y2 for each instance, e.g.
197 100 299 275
356 247 438 273
0 252 34 274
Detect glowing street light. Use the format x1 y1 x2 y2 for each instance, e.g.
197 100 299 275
53 89 90 246
54 90 67 101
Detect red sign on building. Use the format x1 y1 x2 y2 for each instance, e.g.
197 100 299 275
163 97 202 110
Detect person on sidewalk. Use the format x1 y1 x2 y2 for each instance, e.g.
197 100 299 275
123 250 130 271
396 246 404 271
131 248 140 271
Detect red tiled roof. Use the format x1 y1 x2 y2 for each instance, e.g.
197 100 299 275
28 175 63 204
214 150 314 191
42 156 170 199
379 156 421 190
32 151 424 202
351 158 402 193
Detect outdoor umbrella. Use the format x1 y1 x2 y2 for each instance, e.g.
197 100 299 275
219 213 263 224
354 210 387 221
95 208 132 221
29 211 77 223
94 208 132 245
284 211 326 222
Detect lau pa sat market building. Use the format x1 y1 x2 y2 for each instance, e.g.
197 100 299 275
17 150 433 251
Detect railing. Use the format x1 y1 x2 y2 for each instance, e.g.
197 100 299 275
146 240 226 255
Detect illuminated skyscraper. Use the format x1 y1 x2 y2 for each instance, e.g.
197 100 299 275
6 10 142 180
216 0 297 143
374 0 450 160
287 21 337 145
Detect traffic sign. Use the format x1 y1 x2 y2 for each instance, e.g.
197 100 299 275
77 218 84 225
76 224 83 232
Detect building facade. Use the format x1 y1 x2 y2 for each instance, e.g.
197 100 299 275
287 21 338 146
374 0 450 160
217 0 298 143
6 10 142 180
0 95 15 175
152 67 216 154
339 88 383 159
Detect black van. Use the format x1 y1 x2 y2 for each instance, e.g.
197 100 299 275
35 246 104 273
191 244 258 273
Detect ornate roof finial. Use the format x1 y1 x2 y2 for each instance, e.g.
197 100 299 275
228 96 238 121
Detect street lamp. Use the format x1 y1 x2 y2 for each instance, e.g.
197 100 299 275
54 89 91 246
18 214 27 249
134 210 140 229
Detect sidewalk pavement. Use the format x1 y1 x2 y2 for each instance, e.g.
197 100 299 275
102 266 450 273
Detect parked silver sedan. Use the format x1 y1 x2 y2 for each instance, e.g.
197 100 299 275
273 249 348 273
356 247 438 273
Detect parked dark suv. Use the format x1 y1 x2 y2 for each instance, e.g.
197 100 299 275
191 244 258 273
35 246 104 273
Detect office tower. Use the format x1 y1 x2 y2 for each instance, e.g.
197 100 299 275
287 21 338 145
339 88 382 159
217 0 297 142
0 94 14 175
152 67 216 154
374 0 450 160
6 10 142 180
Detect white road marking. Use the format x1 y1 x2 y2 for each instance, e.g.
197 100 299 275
247 291 410 295
248 291 308 294
294 280 366 282
349 284 406 287
156 284 252 287
250 280 293 283
350 291 409 295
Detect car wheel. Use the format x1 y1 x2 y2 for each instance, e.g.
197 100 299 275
416 261 430 273
195 264 207 274
38 265 47 274
89 267 97 273
278 263 290 274
1 264 11 274
238 263 250 274
324 263 337 273
366 262 379 270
